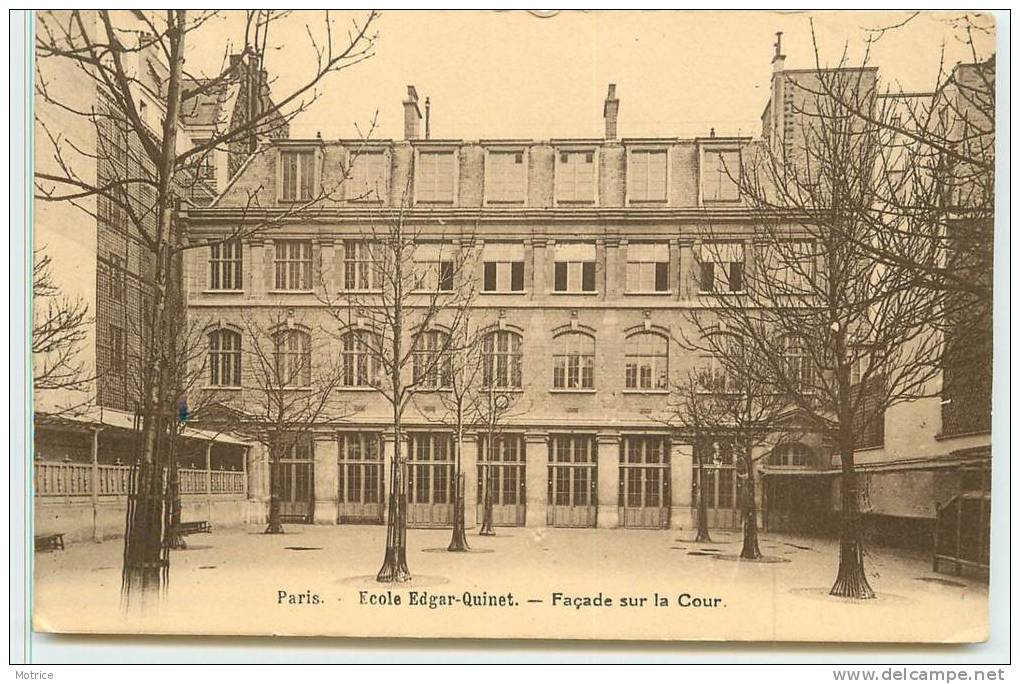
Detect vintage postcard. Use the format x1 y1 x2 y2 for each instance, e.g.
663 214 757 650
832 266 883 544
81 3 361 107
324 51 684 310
31 9 995 642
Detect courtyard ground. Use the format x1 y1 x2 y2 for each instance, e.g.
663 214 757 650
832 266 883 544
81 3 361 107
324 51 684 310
33 524 987 643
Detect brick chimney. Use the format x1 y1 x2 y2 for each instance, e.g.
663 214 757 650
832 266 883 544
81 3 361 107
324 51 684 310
403 85 422 140
603 83 620 140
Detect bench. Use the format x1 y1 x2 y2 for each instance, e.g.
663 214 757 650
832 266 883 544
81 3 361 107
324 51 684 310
35 533 65 551
175 521 211 535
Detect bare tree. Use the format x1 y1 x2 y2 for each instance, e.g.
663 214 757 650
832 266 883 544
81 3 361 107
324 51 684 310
322 170 479 582
708 64 945 597
415 311 485 552
470 373 527 538
34 9 378 600
199 311 349 535
670 329 800 559
32 247 92 402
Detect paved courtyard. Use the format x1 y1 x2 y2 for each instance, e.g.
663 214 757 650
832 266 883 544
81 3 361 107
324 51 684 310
33 524 987 642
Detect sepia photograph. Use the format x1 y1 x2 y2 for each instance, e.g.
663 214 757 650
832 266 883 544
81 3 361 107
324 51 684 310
24 8 998 646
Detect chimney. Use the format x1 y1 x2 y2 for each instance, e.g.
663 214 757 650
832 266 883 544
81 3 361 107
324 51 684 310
424 97 431 140
403 85 422 140
603 83 620 140
772 31 785 73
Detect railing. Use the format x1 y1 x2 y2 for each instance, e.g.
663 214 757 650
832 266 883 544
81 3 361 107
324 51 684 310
34 462 246 499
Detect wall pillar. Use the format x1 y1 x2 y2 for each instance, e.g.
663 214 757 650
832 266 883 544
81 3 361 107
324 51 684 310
670 441 694 529
246 442 270 525
596 433 620 528
524 431 548 527
91 427 101 542
313 434 339 524
460 431 478 529
205 442 214 521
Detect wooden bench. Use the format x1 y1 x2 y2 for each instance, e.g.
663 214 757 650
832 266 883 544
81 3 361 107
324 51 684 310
35 533 65 551
175 521 211 535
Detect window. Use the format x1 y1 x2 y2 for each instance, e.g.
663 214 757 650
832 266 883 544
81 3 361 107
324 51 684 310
347 149 387 202
110 324 126 374
770 443 809 467
482 330 522 389
413 330 453 390
782 335 812 392
766 241 815 293
619 436 670 508
407 433 454 505
342 241 380 292
705 334 743 393
553 243 596 293
485 150 526 203
482 243 525 293
555 150 596 203
280 149 316 202
628 149 667 202
702 149 740 202
626 243 669 293
109 254 126 301
274 240 312 291
209 240 243 291
340 331 379 388
698 242 744 293
414 244 454 292
625 332 669 390
209 329 241 387
852 374 886 449
416 150 456 203
552 332 595 390
273 329 311 387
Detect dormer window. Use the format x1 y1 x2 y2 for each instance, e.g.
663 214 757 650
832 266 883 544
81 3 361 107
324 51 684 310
416 149 456 203
555 149 596 204
280 148 317 202
347 148 388 202
627 149 667 203
485 149 526 203
702 149 741 202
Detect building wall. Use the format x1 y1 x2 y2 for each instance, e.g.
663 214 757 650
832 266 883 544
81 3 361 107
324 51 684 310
33 10 99 415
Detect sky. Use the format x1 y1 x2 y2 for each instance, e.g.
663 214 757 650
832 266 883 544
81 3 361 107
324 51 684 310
185 10 997 141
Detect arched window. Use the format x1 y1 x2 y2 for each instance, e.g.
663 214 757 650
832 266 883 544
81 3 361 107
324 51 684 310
625 332 668 390
482 330 522 389
341 331 379 388
706 333 743 393
782 335 812 391
273 329 311 387
552 332 595 389
208 329 241 387
771 443 810 467
413 330 453 389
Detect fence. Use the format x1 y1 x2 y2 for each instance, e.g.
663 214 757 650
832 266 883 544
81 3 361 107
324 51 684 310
34 461 247 500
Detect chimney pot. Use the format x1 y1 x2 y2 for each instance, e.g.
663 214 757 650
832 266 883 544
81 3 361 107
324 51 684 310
603 83 620 140
403 85 422 140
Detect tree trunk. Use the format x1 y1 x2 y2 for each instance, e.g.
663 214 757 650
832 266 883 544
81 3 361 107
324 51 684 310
830 448 875 598
695 455 712 543
121 11 187 604
264 449 284 534
164 435 186 549
377 416 411 582
448 421 470 552
739 451 761 560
